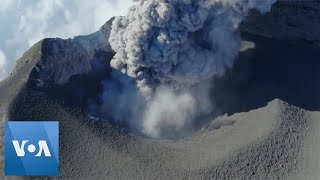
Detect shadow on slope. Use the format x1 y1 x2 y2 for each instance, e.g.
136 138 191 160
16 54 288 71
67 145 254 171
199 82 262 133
212 33 320 116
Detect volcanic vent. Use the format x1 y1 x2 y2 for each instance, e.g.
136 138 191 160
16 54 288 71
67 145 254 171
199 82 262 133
89 0 277 139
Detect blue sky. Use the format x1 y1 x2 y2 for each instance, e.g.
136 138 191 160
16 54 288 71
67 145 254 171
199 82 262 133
0 0 134 80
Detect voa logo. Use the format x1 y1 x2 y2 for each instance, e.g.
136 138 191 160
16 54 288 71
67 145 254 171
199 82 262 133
4 121 59 176
12 140 51 157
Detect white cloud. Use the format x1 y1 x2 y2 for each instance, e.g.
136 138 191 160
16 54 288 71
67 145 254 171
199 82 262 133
0 50 6 66
0 0 14 12
0 49 7 80
0 0 134 81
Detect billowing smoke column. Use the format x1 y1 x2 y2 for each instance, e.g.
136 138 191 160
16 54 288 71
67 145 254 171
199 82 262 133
103 0 277 138
110 0 276 95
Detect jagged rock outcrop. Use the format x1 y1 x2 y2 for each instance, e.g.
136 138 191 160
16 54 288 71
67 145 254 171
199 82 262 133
11 18 114 85
242 0 320 45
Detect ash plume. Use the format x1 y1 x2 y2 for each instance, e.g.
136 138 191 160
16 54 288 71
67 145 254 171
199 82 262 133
98 0 277 138
109 0 276 96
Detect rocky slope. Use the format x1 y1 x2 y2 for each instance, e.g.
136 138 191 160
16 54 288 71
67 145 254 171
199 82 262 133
9 18 115 87
242 0 320 45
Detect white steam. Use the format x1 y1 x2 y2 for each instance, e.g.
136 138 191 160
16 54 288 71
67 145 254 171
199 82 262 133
104 0 277 138
143 88 196 137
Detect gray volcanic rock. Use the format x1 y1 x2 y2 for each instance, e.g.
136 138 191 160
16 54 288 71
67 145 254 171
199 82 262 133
10 18 114 86
242 0 320 45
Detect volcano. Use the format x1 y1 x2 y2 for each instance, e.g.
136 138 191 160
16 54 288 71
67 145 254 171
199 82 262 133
1 1 320 179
